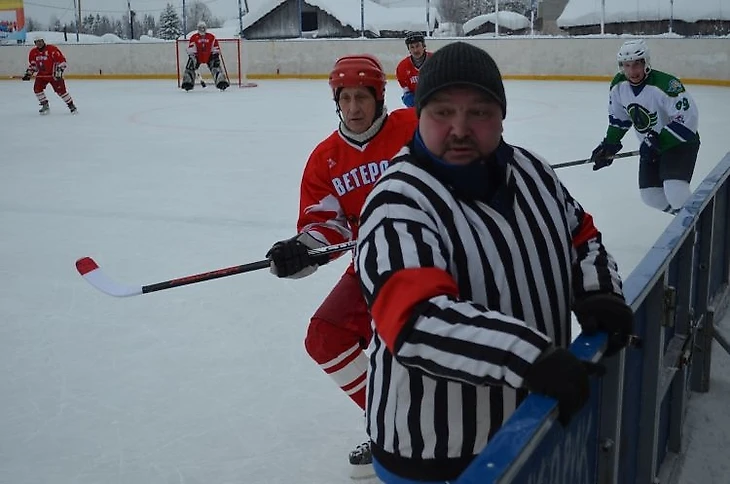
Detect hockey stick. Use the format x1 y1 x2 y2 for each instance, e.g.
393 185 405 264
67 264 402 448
550 150 640 170
75 240 357 297
218 50 232 88
195 69 206 88
9 73 53 80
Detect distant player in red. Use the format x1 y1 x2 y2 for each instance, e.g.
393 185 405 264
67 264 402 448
22 36 77 115
182 21 229 91
396 31 431 107
265 54 418 478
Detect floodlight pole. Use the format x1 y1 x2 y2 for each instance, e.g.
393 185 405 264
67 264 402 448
237 0 244 38
669 0 674 33
127 0 135 39
360 0 365 38
495 0 499 36
600 0 605 35
426 0 430 36
73 0 80 41
182 0 187 34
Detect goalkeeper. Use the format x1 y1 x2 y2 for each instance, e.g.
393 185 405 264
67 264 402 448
181 21 230 91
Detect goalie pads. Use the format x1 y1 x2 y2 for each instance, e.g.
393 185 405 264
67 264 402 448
205 54 229 90
181 57 199 90
185 56 199 71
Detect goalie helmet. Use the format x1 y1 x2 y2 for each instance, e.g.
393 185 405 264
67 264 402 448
405 31 425 46
328 54 387 102
197 21 207 33
617 39 651 74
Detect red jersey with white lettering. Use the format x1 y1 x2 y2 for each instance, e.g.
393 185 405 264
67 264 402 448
27 44 67 77
396 52 431 94
187 32 220 64
298 108 418 258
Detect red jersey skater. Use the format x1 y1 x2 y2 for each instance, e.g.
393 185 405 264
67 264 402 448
181 21 229 91
265 54 418 479
395 31 431 107
22 36 77 115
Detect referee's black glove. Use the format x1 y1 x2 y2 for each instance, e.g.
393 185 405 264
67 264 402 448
574 293 634 357
524 347 591 426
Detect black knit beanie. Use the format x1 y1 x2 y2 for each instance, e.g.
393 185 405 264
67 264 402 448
415 41 506 119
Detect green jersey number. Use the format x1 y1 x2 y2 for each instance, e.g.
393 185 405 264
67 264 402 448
675 98 690 111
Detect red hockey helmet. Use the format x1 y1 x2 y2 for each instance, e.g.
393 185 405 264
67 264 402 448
328 54 387 102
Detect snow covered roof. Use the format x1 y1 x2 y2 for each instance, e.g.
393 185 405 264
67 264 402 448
243 0 438 35
558 0 730 28
463 11 531 34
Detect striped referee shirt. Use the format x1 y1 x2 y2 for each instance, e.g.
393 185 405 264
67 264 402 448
355 140 623 480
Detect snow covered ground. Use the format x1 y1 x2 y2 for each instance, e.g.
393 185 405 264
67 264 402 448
1 78 729 483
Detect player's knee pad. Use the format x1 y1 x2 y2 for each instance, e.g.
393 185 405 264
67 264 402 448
640 187 670 211
208 54 220 69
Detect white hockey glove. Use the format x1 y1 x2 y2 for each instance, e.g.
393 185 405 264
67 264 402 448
53 64 65 80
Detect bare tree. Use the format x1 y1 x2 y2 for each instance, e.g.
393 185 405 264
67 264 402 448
49 15 62 31
25 17 40 32
186 1 222 30
438 0 469 23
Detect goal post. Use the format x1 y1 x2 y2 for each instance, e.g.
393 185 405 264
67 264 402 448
175 37 258 89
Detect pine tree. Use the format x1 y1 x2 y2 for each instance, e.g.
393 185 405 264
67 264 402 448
82 14 94 34
158 3 182 39
113 19 125 38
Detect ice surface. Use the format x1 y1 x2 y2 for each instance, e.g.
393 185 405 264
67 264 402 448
2 78 729 483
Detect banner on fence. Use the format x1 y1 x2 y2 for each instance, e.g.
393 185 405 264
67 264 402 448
0 0 25 44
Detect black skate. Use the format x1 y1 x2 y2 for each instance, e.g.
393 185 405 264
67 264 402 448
39 101 49 115
181 81 194 91
68 102 78 114
216 80 230 91
348 441 374 480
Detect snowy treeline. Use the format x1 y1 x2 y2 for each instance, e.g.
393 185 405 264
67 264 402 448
26 1 224 40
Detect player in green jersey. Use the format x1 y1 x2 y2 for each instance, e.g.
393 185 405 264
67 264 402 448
590 39 700 215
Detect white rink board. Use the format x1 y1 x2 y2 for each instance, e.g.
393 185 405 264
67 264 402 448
0 37 728 82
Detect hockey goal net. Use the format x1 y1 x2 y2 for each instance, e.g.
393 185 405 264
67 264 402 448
175 37 257 89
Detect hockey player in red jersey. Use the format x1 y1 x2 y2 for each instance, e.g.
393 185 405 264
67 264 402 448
22 36 77 115
265 54 418 478
181 21 229 91
396 31 431 108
